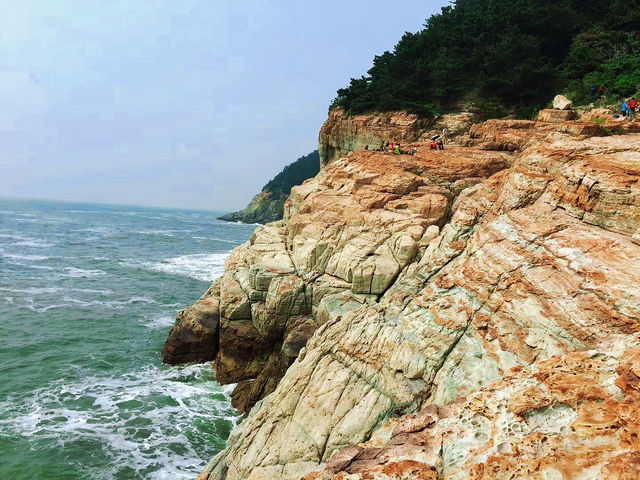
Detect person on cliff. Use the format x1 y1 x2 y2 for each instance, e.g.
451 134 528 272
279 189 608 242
437 140 444 150
430 140 438 150
622 100 630 118
385 141 390 152
394 144 400 155
628 98 638 119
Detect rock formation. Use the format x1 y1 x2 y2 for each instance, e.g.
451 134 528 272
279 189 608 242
218 189 287 224
305 334 640 480
318 108 474 168
164 108 640 480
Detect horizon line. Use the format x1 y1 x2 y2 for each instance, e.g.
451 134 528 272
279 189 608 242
0 195 230 215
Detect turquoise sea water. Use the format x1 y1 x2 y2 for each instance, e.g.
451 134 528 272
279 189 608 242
0 198 256 480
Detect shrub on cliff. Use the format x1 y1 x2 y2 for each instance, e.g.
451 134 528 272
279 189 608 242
333 0 640 118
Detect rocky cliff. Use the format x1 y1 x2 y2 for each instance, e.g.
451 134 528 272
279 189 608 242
219 151 320 224
164 108 640 480
217 190 287 224
318 108 474 168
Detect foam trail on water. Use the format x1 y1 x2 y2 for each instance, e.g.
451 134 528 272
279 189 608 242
136 253 229 282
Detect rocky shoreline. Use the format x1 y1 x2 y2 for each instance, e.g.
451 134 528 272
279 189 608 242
164 106 640 480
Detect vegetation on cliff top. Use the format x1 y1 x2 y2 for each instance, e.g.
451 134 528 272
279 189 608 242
261 150 319 195
333 0 640 118
218 150 319 224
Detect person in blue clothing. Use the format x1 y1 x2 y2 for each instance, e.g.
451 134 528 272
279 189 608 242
622 100 630 117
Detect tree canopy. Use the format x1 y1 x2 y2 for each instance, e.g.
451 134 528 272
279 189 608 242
263 150 320 195
333 0 640 118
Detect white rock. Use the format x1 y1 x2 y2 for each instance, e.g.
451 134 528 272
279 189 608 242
552 94 572 110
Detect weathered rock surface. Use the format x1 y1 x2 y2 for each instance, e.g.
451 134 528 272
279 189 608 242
318 108 474 167
305 334 640 480
162 280 221 364
164 110 640 480
166 144 513 413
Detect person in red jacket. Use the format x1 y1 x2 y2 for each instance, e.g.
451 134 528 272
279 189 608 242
628 98 638 119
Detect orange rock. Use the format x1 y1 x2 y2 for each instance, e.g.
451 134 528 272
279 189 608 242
177 108 640 480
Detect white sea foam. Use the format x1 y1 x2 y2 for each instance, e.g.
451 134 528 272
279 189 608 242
0 286 113 295
18 294 157 313
0 286 62 295
136 253 229 282
219 220 263 226
0 363 238 480
143 315 177 329
137 229 178 237
24 302 68 313
0 233 33 243
72 226 112 235
61 297 109 308
193 236 238 245
63 267 108 278
3 253 51 261
13 239 54 248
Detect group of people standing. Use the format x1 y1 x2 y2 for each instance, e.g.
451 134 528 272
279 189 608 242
370 134 447 155
429 139 445 150
622 98 639 119
374 142 418 155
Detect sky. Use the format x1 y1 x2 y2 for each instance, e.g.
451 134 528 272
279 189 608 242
0 0 447 211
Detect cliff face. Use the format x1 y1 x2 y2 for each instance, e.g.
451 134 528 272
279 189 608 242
318 108 474 168
164 109 640 480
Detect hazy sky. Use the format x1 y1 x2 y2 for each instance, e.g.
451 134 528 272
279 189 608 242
0 0 446 211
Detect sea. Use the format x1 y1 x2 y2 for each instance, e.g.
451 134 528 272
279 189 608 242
0 198 257 480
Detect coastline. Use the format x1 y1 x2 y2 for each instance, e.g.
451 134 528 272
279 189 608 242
165 107 640 479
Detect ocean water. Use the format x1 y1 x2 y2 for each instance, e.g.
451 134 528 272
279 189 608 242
0 198 257 480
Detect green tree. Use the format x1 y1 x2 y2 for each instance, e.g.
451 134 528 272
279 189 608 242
333 0 640 118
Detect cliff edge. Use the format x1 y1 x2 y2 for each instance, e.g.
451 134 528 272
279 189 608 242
165 107 640 480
